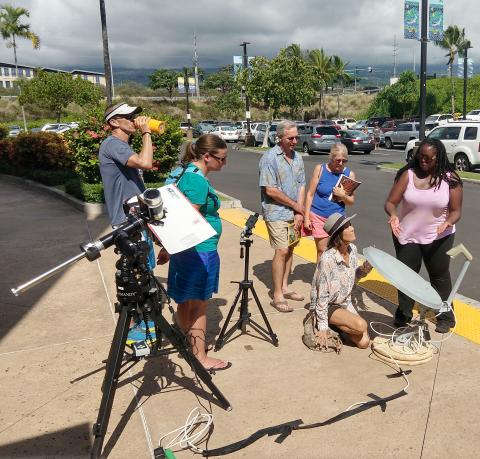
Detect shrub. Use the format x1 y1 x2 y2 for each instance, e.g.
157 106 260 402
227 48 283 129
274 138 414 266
0 124 8 140
65 179 105 203
7 131 73 170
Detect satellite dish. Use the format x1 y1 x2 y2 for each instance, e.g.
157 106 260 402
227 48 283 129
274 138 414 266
363 246 442 310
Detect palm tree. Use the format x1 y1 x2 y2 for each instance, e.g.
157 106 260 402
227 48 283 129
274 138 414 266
99 0 113 105
0 4 40 131
435 25 469 114
330 55 351 117
308 49 333 117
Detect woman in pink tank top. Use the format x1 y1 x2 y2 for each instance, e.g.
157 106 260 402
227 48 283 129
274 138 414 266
384 138 463 333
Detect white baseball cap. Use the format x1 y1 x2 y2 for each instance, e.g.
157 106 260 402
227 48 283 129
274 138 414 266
104 103 142 122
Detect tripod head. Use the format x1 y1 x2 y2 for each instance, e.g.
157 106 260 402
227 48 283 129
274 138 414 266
240 213 259 258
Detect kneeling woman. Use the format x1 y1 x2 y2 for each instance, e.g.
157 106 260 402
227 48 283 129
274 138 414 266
310 213 372 349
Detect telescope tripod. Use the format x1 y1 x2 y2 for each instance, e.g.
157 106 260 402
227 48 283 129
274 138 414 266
215 231 278 351
91 242 231 458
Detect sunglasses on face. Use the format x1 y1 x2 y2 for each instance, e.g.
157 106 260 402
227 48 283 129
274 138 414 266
209 153 227 163
334 158 348 164
418 154 436 163
286 136 299 141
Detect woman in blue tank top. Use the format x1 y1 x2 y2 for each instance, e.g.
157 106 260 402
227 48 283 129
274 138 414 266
304 143 358 262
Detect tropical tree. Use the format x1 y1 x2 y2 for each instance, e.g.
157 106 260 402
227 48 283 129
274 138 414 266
203 65 236 94
19 71 103 121
435 25 470 114
0 4 40 130
149 68 179 98
308 48 333 117
330 55 351 116
245 47 317 119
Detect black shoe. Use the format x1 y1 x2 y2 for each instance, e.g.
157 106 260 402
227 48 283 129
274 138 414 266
435 320 452 334
393 311 411 328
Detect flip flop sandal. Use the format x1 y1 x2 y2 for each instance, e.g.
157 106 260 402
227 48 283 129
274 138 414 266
205 361 232 374
270 300 294 312
283 291 305 302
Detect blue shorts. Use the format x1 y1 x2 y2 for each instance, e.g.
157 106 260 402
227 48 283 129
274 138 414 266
167 249 220 303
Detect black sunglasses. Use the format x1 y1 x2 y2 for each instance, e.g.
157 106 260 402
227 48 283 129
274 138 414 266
209 153 227 163
286 136 299 141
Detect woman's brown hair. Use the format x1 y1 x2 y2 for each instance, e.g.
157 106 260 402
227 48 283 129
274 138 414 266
182 133 227 164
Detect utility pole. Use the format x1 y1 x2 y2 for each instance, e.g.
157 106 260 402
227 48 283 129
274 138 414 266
241 41 254 147
419 0 428 140
184 68 192 140
393 35 398 77
193 33 200 98
463 45 472 120
354 67 357 93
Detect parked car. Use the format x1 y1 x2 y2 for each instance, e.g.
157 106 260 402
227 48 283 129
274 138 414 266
353 119 368 130
308 119 337 127
331 119 348 130
297 124 341 154
195 122 215 135
424 113 453 131
179 122 190 135
210 125 239 142
379 119 404 133
383 122 420 149
465 110 480 121
67 122 79 129
8 125 22 137
404 121 480 171
344 118 357 129
339 130 374 154
367 116 392 127
40 123 71 134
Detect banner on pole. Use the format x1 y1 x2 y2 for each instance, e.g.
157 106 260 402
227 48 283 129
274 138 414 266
404 0 420 40
233 55 255 77
429 0 444 42
457 58 474 78
177 77 195 94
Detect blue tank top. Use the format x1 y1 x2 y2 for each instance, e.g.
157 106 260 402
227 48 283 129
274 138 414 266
311 166 351 217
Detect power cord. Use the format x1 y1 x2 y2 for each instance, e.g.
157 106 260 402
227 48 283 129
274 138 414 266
157 407 213 454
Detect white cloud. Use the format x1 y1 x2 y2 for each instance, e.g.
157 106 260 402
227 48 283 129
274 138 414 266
0 0 477 72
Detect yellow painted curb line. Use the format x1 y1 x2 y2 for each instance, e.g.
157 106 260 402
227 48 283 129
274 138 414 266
219 208 480 345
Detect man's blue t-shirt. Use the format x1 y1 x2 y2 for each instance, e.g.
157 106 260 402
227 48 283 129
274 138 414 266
99 135 145 226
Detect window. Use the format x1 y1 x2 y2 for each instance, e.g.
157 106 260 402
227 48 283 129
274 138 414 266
317 127 338 135
428 127 445 139
443 127 461 140
95 75 100 84
4 67 10 76
464 127 478 140
304 125 313 135
397 124 409 131
25 68 31 77
5 81 10 88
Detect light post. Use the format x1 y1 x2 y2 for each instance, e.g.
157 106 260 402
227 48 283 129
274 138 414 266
462 44 472 120
240 41 255 147
418 0 428 140
184 68 193 140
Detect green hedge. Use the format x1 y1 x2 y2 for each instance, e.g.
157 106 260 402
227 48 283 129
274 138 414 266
64 180 165 203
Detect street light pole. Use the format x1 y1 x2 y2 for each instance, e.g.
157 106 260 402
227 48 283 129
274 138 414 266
240 41 254 147
419 0 428 141
184 68 192 140
463 45 472 120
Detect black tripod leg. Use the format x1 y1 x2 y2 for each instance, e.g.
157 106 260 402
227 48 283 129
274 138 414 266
250 285 279 346
91 305 132 459
215 286 242 351
150 310 232 411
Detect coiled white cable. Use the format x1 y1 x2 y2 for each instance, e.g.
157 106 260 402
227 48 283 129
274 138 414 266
158 407 213 453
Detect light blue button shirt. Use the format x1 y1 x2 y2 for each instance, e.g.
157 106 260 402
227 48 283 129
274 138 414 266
259 145 306 222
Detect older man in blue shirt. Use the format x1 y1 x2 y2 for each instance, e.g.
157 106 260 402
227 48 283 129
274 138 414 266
259 120 306 312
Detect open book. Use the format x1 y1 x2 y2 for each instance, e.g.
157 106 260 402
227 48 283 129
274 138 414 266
329 174 361 201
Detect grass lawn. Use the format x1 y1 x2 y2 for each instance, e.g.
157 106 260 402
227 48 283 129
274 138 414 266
380 163 479 180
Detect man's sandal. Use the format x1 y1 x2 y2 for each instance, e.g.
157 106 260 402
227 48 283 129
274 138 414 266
270 300 294 312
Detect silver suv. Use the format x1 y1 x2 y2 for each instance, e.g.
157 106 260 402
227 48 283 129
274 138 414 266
297 124 340 154
404 121 480 171
384 122 419 149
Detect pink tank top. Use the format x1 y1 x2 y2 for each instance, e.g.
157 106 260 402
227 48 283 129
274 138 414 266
398 169 454 245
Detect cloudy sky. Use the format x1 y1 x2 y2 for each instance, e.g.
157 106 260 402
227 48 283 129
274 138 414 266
0 0 478 72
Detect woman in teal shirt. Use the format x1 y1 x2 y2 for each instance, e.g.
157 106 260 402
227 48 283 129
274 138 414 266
167 134 231 371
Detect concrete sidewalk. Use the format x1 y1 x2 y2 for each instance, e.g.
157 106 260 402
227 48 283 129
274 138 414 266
0 177 479 458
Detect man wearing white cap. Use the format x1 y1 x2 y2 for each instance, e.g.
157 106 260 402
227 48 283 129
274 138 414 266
99 102 153 226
